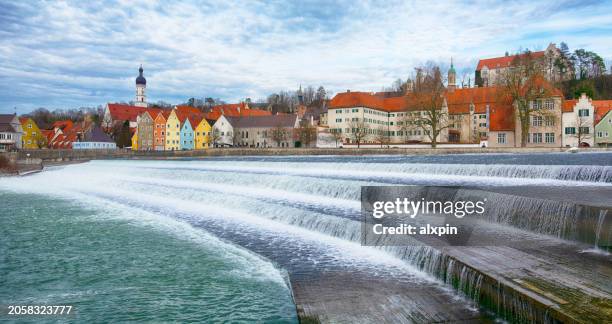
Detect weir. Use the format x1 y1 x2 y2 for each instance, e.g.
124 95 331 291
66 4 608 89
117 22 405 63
3 157 611 323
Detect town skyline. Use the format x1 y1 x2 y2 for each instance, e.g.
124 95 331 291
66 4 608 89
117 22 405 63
1 0 612 113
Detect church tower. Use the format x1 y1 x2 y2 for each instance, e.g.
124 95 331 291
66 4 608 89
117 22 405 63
448 58 456 91
135 65 147 107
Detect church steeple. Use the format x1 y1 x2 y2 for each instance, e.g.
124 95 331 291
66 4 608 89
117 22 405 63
448 58 456 91
135 65 147 107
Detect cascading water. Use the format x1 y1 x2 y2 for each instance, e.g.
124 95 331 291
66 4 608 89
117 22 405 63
1 154 610 323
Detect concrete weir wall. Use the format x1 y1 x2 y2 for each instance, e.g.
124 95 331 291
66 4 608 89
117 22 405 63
13 147 612 162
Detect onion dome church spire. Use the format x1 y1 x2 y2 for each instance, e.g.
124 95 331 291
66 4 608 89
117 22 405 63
135 65 147 107
448 58 456 91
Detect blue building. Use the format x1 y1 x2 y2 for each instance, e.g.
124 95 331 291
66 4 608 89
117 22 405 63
179 118 194 150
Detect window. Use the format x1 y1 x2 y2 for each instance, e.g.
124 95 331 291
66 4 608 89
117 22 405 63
497 133 506 144
578 109 589 117
565 127 576 135
544 100 554 109
532 116 543 126
579 127 590 134
544 116 555 126
545 133 555 143
597 131 603 138
32 132 36 136
532 100 542 110
532 133 543 143
479 123 487 127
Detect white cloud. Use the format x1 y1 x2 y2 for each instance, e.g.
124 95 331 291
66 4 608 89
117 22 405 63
0 0 611 112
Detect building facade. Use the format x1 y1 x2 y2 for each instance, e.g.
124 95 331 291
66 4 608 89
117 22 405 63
229 115 298 148
136 111 155 151
475 43 573 87
212 115 235 147
594 101 612 147
153 112 168 151
165 109 181 150
180 118 194 150
562 94 595 147
19 117 46 149
0 114 23 151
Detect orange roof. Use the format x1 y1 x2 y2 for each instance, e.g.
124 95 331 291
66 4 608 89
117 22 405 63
446 87 501 114
19 117 30 125
488 104 515 131
206 103 271 121
106 103 166 123
562 99 577 113
477 51 545 70
329 87 509 114
52 120 73 131
594 100 612 124
176 105 202 115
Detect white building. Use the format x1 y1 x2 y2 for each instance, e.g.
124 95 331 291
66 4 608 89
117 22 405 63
562 93 595 148
0 114 23 151
212 115 235 147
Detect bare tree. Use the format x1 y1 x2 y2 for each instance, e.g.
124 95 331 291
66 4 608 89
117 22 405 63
330 129 344 148
374 126 390 148
269 124 289 147
570 114 593 146
496 50 552 147
296 121 317 148
405 63 449 148
208 129 221 147
347 119 370 148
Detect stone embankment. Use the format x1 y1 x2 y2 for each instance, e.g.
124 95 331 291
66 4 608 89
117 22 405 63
7 146 611 163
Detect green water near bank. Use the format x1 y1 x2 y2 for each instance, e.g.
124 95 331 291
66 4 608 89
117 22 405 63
0 192 297 323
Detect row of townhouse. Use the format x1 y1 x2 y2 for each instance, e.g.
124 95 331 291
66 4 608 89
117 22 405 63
326 85 612 148
131 107 214 151
0 114 115 151
126 102 299 151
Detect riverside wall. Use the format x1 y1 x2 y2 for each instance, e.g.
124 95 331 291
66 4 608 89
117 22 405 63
8 147 611 162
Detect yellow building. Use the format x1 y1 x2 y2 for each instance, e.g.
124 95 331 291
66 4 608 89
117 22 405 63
194 117 212 150
131 129 138 151
19 117 46 149
165 109 181 151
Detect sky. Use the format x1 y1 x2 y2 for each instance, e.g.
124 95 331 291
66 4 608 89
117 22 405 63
1 0 612 114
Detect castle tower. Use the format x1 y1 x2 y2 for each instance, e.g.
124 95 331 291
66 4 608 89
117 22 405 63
448 58 456 91
135 65 147 107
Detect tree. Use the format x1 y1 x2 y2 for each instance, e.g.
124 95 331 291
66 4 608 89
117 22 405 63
208 129 221 147
347 119 370 148
496 50 553 147
315 86 327 103
374 126 390 148
330 129 344 147
296 121 317 148
405 63 449 148
112 120 132 148
570 114 592 146
269 124 289 147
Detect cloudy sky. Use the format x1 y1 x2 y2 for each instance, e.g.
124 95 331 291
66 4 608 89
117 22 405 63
1 0 611 113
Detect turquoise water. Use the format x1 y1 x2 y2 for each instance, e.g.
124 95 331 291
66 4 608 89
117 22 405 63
0 192 297 323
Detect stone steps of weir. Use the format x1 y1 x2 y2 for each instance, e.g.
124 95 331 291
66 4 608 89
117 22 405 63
424 233 612 322
290 270 495 324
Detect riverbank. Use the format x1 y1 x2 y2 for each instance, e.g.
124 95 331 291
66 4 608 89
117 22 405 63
8 146 612 163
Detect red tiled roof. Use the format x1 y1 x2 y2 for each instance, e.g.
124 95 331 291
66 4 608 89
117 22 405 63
19 117 30 125
176 105 202 115
562 99 577 113
106 103 166 123
594 100 612 124
446 87 501 114
476 51 545 70
52 120 73 131
489 103 515 131
206 103 271 121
